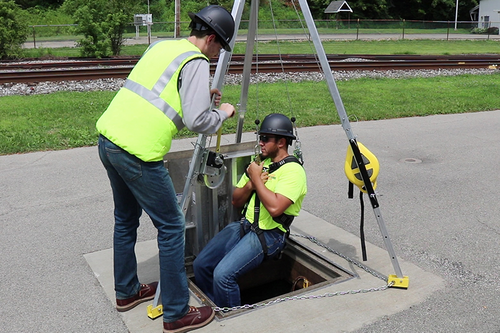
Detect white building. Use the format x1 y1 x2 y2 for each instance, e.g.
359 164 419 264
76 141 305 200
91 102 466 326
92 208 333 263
478 0 500 29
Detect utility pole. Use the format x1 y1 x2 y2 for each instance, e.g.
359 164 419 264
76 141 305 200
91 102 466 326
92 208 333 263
454 0 459 30
147 0 151 44
175 0 180 38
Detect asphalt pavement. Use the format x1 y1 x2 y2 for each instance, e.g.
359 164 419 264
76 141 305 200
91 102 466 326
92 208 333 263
1 109 500 332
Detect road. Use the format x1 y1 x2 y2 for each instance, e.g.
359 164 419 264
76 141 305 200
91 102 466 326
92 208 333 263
1 110 499 332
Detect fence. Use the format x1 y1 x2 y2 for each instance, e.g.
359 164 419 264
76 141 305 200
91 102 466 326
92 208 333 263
27 19 500 48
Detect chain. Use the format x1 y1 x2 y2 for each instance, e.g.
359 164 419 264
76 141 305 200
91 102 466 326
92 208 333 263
290 233 388 282
213 232 392 312
214 282 393 313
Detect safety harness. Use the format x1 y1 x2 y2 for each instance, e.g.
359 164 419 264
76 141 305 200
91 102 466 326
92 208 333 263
240 155 303 259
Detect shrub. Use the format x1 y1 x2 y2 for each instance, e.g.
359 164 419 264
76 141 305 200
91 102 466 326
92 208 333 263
471 26 499 35
0 0 29 59
62 0 131 57
486 27 499 35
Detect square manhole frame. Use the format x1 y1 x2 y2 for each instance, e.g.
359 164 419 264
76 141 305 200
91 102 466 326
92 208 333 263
187 237 355 320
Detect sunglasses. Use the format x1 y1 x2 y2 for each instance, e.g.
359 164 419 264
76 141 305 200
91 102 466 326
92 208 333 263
259 135 276 143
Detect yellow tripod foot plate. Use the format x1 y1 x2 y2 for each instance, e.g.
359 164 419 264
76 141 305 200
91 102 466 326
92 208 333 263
388 274 410 289
147 304 163 319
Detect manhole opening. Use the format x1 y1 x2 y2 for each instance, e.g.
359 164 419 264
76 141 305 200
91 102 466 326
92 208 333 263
187 238 354 320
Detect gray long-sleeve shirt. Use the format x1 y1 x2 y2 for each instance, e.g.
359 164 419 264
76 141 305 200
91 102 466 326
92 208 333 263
179 58 228 134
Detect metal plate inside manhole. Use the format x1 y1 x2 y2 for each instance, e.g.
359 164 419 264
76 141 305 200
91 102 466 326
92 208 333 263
187 238 354 320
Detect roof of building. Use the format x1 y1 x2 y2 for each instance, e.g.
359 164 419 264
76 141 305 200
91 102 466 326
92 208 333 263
324 1 353 14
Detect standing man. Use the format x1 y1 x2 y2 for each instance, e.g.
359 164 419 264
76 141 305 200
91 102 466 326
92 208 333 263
96 5 235 332
193 113 307 308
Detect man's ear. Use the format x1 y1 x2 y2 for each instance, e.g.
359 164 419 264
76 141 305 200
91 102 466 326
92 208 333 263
278 137 287 148
207 34 217 43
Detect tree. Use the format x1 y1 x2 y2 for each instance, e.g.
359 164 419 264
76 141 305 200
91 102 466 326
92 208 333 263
341 0 391 19
61 0 134 57
105 10 129 56
14 0 64 9
72 4 110 57
306 0 478 20
0 0 29 59
387 0 478 20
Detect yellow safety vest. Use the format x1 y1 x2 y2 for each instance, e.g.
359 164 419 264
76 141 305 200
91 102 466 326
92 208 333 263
96 39 208 162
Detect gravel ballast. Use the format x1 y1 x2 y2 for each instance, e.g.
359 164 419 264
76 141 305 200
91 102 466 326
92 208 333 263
0 67 497 97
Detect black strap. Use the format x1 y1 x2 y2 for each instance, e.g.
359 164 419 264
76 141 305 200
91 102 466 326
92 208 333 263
347 186 368 262
252 155 301 233
348 181 354 199
268 155 302 173
243 155 302 259
359 191 367 261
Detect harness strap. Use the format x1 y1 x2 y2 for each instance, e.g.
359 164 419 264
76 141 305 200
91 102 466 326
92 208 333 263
268 155 302 173
239 218 284 260
243 155 302 259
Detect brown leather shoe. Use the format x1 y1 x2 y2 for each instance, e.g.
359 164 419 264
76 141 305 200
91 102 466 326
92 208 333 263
116 282 158 312
163 306 215 333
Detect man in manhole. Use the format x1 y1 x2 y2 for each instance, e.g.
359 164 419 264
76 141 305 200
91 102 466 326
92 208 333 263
193 113 308 308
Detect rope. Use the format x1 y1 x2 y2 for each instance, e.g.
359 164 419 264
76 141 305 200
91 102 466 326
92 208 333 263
290 0 323 75
268 0 294 121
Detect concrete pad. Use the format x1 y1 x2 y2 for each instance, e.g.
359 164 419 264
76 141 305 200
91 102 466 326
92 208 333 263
85 210 444 333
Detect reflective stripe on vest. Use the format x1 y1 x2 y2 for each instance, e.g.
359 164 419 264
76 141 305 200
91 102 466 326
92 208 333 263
122 50 200 132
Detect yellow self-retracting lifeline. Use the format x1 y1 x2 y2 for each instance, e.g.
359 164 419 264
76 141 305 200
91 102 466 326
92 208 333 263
343 141 409 288
344 141 379 193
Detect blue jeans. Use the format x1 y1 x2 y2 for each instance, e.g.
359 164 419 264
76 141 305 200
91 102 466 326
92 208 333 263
193 219 286 307
98 135 189 323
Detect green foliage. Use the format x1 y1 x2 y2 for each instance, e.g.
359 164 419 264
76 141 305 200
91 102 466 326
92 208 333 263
471 27 499 35
105 10 129 56
15 0 484 24
387 0 478 20
61 0 132 57
72 4 109 57
24 6 70 24
14 0 64 9
347 0 391 19
258 0 304 29
0 0 29 59
21 7 73 37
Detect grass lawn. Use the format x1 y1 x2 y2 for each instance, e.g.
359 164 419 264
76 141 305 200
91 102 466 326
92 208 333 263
1 71 499 155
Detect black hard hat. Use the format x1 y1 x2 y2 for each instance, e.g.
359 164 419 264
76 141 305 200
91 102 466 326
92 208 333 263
188 5 235 52
259 113 296 140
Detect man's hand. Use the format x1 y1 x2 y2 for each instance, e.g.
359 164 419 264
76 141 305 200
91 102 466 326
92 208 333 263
247 161 265 182
210 88 235 118
219 103 235 118
232 162 267 208
210 88 222 106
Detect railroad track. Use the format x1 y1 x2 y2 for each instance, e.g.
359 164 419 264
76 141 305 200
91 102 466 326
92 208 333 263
1 54 498 84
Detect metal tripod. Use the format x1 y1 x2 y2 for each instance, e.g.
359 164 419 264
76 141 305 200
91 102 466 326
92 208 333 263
147 0 408 320
296 0 408 288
